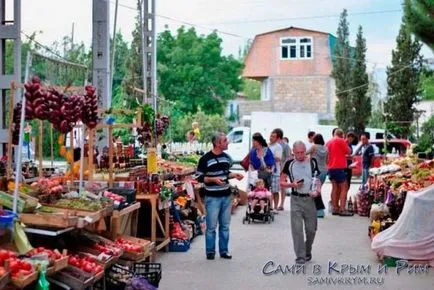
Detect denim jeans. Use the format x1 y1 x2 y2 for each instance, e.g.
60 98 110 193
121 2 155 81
362 168 369 185
205 195 232 255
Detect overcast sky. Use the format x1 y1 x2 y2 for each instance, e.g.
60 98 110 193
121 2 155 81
17 0 433 71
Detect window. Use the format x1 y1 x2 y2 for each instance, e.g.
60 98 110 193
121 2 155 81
228 130 243 144
280 37 313 60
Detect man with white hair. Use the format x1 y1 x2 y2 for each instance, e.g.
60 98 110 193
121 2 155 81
280 141 321 264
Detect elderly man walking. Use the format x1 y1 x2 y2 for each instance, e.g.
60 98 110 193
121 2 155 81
196 132 244 260
281 141 321 264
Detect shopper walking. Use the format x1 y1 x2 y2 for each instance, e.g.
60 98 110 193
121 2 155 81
281 141 321 264
196 132 244 260
326 129 352 216
249 133 275 192
309 134 328 218
272 128 291 210
358 132 375 185
269 130 283 211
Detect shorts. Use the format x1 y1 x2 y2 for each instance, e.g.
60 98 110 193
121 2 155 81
328 169 347 184
270 173 281 193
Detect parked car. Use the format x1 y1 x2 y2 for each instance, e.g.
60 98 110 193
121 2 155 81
351 139 412 176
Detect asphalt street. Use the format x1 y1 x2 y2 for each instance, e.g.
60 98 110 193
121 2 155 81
157 176 434 290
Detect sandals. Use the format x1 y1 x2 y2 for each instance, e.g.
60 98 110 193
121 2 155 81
277 206 284 211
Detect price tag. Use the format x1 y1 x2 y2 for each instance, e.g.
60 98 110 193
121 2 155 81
84 216 94 223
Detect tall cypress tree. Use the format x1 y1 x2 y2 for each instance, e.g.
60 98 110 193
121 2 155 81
332 9 353 131
384 19 423 138
351 26 370 135
404 0 434 51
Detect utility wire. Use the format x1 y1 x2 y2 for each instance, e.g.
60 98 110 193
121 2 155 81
201 9 403 25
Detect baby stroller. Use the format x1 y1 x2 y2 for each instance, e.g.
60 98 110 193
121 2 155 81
242 197 274 224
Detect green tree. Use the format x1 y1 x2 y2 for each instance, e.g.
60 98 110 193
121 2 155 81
414 114 434 153
242 79 261 100
384 20 424 138
404 0 434 51
350 26 371 134
332 9 353 131
112 32 130 92
158 26 244 115
420 69 434 100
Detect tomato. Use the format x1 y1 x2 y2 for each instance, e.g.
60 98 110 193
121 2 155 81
37 247 45 253
8 260 19 271
0 250 9 260
0 267 6 277
21 262 32 271
95 265 103 273
83 264 93 273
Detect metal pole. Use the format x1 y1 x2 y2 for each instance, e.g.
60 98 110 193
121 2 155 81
79 124 85 194
152 0 157 147
139 0 147 104
12 52 31 213
110 0 119 98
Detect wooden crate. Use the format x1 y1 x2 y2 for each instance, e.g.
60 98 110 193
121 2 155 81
54 266 94 290
53 254 69 272
0 272 10 289
76 246 119 269
11 271 38 289
118 235 152 252
20 212 78 228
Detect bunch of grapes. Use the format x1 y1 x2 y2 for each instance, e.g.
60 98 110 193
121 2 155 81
137 122 153 146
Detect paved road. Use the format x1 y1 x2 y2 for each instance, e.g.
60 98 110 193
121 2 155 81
157 178 434 290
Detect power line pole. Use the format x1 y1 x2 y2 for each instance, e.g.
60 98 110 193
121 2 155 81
140 0 156 108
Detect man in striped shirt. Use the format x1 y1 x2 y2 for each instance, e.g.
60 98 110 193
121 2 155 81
196 132 244 260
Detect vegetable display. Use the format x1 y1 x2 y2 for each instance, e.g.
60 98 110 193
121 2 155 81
53 198 103 211
115 238 143 253
4 257 34 279
125 276 157 290
68 255 103 274
27 247 64 262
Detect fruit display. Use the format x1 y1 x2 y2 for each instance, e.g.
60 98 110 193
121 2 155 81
0 250 17 265
30 178 63 196
115 238 143 253
103 191 126 203
27 247 65 263
92 243 123 257
52 198 104 211
68 255 103 274
4 257 34 279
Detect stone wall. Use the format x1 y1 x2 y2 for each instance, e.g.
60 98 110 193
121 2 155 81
237 76 336 120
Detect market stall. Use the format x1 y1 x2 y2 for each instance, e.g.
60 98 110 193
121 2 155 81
357 155 434 266
0 79 162 289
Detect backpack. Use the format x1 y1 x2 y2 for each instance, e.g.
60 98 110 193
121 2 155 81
284 158 320 194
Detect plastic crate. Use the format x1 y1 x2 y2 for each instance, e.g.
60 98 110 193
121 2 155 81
133 262 162 288
107 188 136 204
0 209 16 229
169 239 190 252
105 264 135 290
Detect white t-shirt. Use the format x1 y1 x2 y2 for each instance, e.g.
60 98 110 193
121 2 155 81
269 142 283 173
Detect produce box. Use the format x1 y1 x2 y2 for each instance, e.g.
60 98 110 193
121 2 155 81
169 239 190 252
133 262 162 288
104 264 134 290
0 270 10 290
107 188 136 204
11 271 38 289
19 212 78 228
0 191 38 213
115 235 151 261
76 246 119 269
54 266 94 290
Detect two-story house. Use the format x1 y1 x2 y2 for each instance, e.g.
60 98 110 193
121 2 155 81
236 26 340 121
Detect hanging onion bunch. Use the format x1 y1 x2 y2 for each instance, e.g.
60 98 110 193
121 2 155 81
137 122 153 147
82 85 99 129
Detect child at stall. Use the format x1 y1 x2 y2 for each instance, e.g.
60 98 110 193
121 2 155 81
192 121 201 141
248 179 272 214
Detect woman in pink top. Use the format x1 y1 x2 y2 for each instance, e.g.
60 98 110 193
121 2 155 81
248 179 272 214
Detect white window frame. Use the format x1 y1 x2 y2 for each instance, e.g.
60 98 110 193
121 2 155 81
280 36 313 60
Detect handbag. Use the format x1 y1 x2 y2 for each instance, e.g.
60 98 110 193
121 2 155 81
240 153 250 171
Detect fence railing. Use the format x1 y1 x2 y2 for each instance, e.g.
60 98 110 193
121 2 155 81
167 142 212 154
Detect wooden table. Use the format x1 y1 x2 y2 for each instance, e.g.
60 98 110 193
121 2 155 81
108 202 141 240
136 194 170 253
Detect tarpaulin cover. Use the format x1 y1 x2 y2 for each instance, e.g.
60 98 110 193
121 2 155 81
371 185 434 266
